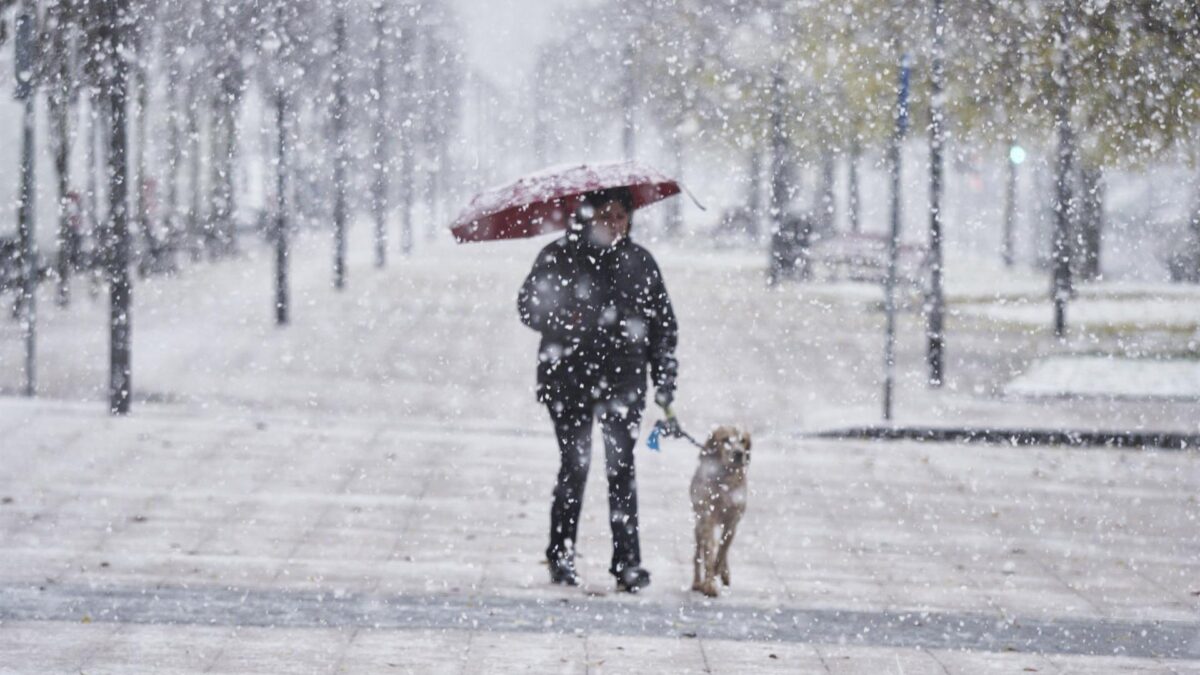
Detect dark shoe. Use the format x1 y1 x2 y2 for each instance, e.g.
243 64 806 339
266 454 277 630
549 557 579 586
615 567 651 593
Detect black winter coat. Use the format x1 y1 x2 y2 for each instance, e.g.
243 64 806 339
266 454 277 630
518 232 678 406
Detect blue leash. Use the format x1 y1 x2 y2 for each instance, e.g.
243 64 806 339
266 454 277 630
646 419 704 452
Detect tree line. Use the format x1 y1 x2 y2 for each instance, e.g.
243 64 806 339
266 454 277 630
537 0 1200 281
1 0 465 411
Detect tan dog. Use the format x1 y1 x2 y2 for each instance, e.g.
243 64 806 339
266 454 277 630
690 426 751 597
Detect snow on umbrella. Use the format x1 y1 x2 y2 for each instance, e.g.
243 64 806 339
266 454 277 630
450 161 693 243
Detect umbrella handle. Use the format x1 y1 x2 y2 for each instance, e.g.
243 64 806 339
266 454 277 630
679 183 707 212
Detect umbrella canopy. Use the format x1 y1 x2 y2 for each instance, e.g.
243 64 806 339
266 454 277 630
450 161 686 243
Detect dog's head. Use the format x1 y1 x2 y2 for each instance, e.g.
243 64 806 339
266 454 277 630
704 426 752 470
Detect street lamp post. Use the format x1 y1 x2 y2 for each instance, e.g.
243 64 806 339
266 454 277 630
1003 142 1025 267
883 54 911 422
925 0 947 389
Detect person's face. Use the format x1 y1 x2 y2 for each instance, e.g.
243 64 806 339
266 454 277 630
590 200 630 246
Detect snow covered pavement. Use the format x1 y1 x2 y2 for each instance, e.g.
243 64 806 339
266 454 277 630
1008 356 1200 399
1 233 1198 671
1 397 1197 672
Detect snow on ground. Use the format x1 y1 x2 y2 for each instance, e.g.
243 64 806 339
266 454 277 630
2 394 1198 670
2 228 1199 670
940 253 1200 333
957 296 1200 333
1007 356 1200 399
2 222 1199 430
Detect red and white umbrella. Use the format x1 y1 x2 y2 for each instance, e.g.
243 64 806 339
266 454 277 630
450 161 697 243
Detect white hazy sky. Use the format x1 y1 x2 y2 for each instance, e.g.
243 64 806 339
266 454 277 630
452 0 572 90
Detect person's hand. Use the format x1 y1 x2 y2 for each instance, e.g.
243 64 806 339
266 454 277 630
660 415 681 438
655 389 679 436
654 388 674 409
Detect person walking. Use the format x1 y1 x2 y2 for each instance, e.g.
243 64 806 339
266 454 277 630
517 186 679 592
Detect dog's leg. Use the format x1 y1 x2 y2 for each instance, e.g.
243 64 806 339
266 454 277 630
692 517 708 593
697 517 720 597
715 515 741 587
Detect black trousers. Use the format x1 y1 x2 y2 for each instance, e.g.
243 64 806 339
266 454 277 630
545 391 644 576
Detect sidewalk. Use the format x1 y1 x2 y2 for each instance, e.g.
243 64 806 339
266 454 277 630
1 233 1198 671
1 398 1197 672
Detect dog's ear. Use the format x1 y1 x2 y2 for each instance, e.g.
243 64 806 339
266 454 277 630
742 431 752 451
704 427 731 456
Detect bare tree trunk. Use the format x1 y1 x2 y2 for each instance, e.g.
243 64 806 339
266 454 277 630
186 80 203 261
15 1 37 396
1051 3 1077 339
398 25 414 255
48 26 74 307
271 0 292 324
134 62 157 274
274 89 290 324
209 95 231 256
767 67 795 285
85 93 99 239
400 149 414 253
371 1 390 269
1074 162 1103 281
1192 168 1200 279
421 33 439 244
422 157 437 242
104 0 133 415
848 137 861 234
164 44 183 249
1193 167 1200 235
223 80 242 254
209 43 243 258
768 68 790 235
746 143 761 239
165 85 180 222
85 89 106 296
431 148 445 241
332 7 349 290
818 150 836 232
